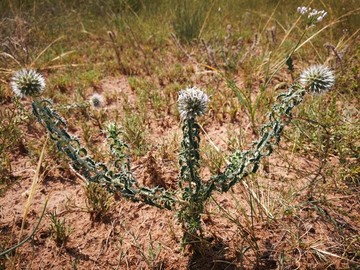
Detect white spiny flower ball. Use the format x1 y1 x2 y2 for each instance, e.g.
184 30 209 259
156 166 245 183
90 93 105 108
178 87 209 120
299 65 335 93
10 69 45 97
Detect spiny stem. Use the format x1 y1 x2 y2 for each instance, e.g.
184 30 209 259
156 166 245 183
187 119 200 191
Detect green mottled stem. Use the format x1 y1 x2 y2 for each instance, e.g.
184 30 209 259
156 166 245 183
209 84 306 192
32 99 177 210
178 117 205 243
187 119 200 190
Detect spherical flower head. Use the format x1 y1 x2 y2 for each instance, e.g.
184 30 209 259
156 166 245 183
299 65 335 94
10 69 45 98
178 87 209 120
90 93 105 108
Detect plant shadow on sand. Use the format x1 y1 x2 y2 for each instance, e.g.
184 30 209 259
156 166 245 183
187 236 237 270
187 236 279 270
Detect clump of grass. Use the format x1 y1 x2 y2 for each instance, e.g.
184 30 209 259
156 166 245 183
121 111 148 156
49 211 73 247
129 231 163 269
172 0 206 43
129 76 166 116
0 105 24 185
84 182 112 221
202 143 225 175
200 24 246 72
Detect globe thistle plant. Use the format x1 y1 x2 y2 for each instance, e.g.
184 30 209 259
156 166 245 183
10 69 45 98
9 30 338 249
90 93 105 108
178 87 209 120
299 65 335 93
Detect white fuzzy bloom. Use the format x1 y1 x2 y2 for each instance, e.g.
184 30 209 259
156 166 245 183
10 69 45 97
297 6 308 15
316 11 327 22
299 65 335 93
90 93 105 108
297 6 327 25
178 87 209 120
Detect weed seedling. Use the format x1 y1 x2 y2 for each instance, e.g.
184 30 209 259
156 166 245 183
85 182 112 221
49 211 73 247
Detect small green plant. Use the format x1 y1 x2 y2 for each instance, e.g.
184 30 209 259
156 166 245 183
129 231 163 269
49 211 73 246
122 111 148 156
202 143 225 175
84 182 112 221
0 104 24 183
